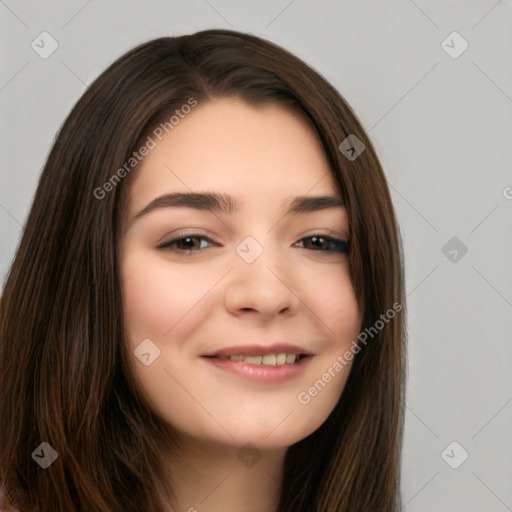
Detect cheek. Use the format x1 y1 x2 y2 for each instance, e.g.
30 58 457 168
291 270 361 410
314 270 362 349
122 271 170 338
120 255 200 339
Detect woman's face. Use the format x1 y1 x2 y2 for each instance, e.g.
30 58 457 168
118 97 362 450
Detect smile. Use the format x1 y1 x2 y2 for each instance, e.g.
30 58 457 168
202 352 313 384
217 353 304 365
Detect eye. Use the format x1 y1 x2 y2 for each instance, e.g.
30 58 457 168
295 234 348 253
157 233 218 254
157 232 348 255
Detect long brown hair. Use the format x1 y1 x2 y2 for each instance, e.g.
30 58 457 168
0 29 406 511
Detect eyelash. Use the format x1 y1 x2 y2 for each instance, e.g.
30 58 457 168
157 233 348 255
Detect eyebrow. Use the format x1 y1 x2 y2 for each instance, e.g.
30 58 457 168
128 192 344 228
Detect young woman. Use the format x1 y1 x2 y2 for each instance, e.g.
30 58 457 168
0 29 406 511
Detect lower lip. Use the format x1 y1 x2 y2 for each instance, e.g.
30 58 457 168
202 356 313 383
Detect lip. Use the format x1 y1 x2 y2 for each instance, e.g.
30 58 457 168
202 354 313 384
201 343 314 358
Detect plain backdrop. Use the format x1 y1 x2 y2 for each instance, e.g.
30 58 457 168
1 1 511 510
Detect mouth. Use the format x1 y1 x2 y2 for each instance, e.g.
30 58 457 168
201 344 314 383
203 353 309 365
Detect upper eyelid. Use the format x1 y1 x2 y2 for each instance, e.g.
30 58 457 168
157 230 217 245
160 230 347 241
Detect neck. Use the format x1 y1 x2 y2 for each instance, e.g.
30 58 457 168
165 434 286 512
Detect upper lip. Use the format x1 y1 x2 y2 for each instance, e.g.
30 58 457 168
202 343 314 357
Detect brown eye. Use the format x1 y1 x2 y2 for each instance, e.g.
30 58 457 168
157 234 217 253
296 235 348 253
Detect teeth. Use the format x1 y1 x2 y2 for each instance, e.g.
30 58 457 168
243 355 262 364
262 354 276 365
286 353 296 364
228 353 300 365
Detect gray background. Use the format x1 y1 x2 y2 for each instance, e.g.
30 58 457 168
1 1 511 510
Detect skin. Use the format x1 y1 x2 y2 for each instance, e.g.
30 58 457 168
118 97 362 512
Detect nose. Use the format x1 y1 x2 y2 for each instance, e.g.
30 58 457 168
224 246 300 320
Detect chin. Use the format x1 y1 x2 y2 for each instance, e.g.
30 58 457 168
187 413 331 451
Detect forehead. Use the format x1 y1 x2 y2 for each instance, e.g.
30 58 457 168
125 97 341 211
